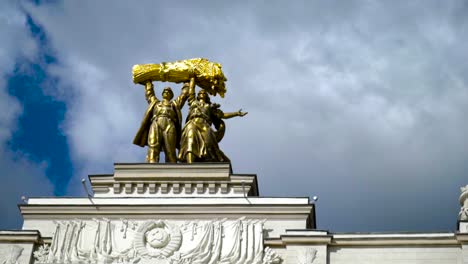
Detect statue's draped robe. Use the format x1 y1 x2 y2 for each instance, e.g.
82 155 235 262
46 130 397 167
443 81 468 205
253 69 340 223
133 100 183 149
178 95 229 162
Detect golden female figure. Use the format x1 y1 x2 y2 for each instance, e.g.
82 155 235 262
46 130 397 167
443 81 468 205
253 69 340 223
178 83 247 163
133 81 188 163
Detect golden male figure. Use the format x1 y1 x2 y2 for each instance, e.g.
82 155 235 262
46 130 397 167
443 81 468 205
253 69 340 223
133 81 188 163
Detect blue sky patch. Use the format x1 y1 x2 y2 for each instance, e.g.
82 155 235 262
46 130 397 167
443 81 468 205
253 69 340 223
6 13 72 196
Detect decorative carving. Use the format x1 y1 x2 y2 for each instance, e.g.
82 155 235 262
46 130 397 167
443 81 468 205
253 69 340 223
1 245 23 264
134 220 182 258
120 219 138 239
39 218 281 264
459 206 468 221
33 245 49 263
460 185 468 205
262 247 281 264
459 185 468 221
462 185 468 193
297 248 317 264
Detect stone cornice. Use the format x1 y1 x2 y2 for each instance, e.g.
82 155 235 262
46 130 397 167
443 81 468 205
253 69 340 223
19 204 314 220
113 163 232 180
25 197 310 205
456 232 468 242
331 236 458 246
0 230 40 243
264 230 333 246
265 232 460 247
88 163 259 197
282 235 333 244
333 233 459 246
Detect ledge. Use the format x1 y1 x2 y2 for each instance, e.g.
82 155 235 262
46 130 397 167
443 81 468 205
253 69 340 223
88 163 260 198
19 203 314 221
0 230 41 243
265 232 461 246
113 162 232 181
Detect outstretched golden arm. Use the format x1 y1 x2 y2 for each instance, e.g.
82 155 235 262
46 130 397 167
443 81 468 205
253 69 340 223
222 109 248 119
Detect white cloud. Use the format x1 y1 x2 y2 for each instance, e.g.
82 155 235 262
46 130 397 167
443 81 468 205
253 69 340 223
0 1 35 143
0 0 53 228
24 1 468 231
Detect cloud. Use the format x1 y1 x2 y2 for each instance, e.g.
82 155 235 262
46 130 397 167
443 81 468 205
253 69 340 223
23 1 468 231
0 0 53 229
0 149 52 229
0 1 36 143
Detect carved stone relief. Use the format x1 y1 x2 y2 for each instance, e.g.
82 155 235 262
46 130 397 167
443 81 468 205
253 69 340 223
33 245 49 263
34 218 281 264
459 206 468 221
134 220 181 259
0 245 24 264
459 185 468 221
297 248 316 264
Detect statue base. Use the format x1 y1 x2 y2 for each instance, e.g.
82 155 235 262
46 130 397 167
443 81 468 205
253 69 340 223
18 163 315 264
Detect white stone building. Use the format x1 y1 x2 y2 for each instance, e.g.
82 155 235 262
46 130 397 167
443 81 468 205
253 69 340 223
1 163 468 264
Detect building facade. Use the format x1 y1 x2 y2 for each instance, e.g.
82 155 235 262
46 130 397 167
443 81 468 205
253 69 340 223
1 163 468 264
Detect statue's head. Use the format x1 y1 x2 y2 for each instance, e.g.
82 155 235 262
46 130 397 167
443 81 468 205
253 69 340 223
197 89 210 103
162 87 174 100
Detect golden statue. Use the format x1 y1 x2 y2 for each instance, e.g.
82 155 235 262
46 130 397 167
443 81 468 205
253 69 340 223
178 79 247 163
132 58 246 163
133 81 189 163
132 58 227 97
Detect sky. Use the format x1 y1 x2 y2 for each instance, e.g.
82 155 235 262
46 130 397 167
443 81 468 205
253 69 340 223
1 0 468 232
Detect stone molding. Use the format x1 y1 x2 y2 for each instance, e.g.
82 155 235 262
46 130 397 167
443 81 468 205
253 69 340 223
25 197 309 205
91 175 257 197
0 231 40 243
264 232 460 247
456 233 468 242
20 204 314 221
282 235 332 244
114 163 232 180
89 163 259 198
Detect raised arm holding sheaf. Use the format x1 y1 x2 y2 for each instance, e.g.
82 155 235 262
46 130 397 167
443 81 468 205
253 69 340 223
133 82 189 163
